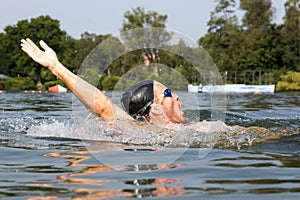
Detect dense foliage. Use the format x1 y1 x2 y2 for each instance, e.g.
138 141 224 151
0 1 299 91
199 0 299 90
276 71 300 91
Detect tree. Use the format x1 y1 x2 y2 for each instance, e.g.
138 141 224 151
73 32 112 73
199 0 240 71
207 0 238 33
121 7 168 31
0 15 75 87
282 0 300 71
239 0 274 51
240 0 274 30
237 0 278 72
0 33 8 75
120 7 171 76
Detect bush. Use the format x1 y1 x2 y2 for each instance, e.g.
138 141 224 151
100 75 120 90
276 71 300 91
4 77 36 91
0 81 5 90
43 79 67 89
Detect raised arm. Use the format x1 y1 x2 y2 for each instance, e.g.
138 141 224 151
21 38 115 120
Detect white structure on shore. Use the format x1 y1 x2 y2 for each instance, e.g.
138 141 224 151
188 84 275 93
188 70 275 93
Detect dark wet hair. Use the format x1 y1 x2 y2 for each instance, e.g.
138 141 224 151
121 80 154 119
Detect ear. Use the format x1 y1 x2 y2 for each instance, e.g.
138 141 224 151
150 104 164 115
149 104 170 124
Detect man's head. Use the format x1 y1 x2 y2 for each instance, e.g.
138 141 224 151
121 80 185 123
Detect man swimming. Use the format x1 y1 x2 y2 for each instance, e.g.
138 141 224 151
20 38 186 124
22 39 272 150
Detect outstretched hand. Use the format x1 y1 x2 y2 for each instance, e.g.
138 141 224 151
20 38 59 70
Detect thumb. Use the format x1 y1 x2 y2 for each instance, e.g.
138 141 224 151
39 40 50 51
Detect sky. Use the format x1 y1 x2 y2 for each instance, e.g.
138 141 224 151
0 0 286 41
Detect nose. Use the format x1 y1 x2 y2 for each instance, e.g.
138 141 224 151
173 95 182 107
172 94 179 101
178 100 182 108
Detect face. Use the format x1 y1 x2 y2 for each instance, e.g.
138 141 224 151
152 81 186 123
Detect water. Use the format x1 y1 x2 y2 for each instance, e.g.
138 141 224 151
0 92 300 199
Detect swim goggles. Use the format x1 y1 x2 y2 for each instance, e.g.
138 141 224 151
163 88 172 97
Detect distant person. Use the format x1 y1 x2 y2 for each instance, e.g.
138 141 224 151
21 38 186 124
198 83 203 93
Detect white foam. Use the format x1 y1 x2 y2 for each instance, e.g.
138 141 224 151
26 117 225 148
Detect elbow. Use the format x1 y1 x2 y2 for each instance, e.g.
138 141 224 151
94 99 115 121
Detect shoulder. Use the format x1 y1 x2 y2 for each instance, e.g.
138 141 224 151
112 104 134 121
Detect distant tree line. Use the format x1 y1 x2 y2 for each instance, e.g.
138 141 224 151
200 0 300 90
0 0 299 91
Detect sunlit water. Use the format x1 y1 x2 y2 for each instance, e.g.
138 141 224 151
0 91 299 199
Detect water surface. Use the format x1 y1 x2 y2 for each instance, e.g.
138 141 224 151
0 92 299 199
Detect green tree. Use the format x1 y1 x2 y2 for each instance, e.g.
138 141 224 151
0 33 7 75
0 15 75 87
207 0 238 33
282 0 300 71
199 0 240 71
237 24 284 72
120 7 171 76
121 7 168 31
76 35 126 89
237 0 276 71
240 0 274 30
74 32 112 73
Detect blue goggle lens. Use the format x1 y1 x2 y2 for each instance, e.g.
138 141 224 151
163 89 172 97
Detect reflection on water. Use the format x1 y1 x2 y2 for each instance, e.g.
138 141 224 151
0 144 300 199
10 145 298 199
38 144 186 199
204 149 300 196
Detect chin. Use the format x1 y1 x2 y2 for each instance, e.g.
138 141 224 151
172 116 186 124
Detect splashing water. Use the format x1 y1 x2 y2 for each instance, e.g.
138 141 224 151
2 112 298 150
26 115 224 148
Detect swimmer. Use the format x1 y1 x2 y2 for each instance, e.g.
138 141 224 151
22 39 276 149
20 38 186 124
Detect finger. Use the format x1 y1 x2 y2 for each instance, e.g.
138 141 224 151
20 38 36 53
21 39 32 53
20 38 26 44
21 40 41 60
39 40 50 51
20 38 29 49
21 44 37 59
21 38 33 47
25 38 42 53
